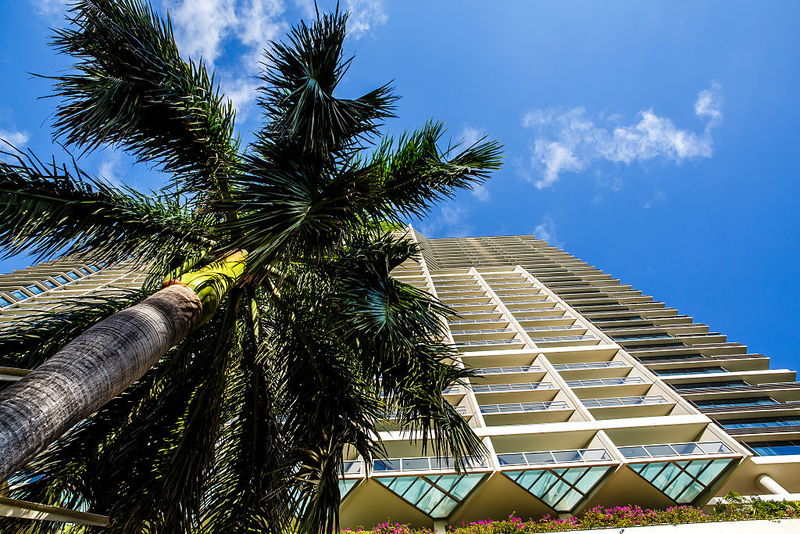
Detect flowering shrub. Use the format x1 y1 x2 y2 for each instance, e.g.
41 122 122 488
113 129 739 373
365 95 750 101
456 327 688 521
340 496 800 534
341 522 436 534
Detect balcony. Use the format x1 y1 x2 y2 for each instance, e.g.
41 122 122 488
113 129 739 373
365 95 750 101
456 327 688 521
497 448 613 467
619 441 734 459
372 456 487 474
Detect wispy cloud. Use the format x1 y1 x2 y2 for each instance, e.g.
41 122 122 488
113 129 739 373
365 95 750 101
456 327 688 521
418 204 474 238
343 0 387 38
97 151 124 187
522 83 723 189
458 125 491 202
0 128 30 150
533 215 562 247
164 0 286 120
642 190 667 209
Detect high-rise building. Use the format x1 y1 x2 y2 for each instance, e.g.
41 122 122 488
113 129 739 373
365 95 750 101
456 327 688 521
337 229 800 530
1 230 798 530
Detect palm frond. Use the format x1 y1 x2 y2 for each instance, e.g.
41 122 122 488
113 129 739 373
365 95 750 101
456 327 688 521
49 0 240 196
372 121 503 219
0 150 214 267
258 10 396 160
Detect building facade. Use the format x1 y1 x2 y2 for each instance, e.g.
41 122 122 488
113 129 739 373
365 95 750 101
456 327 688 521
337 229 800 530
1 231 799 529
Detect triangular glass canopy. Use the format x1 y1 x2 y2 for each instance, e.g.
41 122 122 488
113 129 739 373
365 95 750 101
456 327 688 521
374 474 486 519
504 466 611 512
629 458 734 503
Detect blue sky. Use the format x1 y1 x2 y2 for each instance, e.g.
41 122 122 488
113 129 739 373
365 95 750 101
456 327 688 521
1 1 798 371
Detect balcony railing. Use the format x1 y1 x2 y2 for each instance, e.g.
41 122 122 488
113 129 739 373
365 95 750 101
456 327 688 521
480 401 570 415
452 328 515 335
583 395 668 409
448 318 507 325
497 448 612 466
554 361 628 371
535 335 597 343
618 441 733 459
455 339 520 347
372 456 487 473
343 460 363 475
474 365 542 376
473 382 554 394
567 377 646 388
525 325 583 332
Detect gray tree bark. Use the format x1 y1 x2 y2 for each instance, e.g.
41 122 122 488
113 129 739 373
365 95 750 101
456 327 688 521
0 284 203 482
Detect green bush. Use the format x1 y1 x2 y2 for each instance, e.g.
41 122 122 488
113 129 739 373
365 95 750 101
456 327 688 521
342 494 800 534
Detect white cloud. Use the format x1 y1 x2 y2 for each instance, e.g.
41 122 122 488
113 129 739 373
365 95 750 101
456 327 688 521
0 129 30 150
522 83 723 189
642 190 667 209
418 204 474 238
533 215 561 247
344 0 387 38
30 0 68 19
97 151 124 187
164 0 286 119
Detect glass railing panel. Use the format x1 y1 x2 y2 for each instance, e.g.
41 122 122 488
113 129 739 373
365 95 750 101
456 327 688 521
497 448 611 466
472 382 554 394
567 377 646 388
480 401 570 414
618 442 732 459
474 366 542 376
583 395 667 409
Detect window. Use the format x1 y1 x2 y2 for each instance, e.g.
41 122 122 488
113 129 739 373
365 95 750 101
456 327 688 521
672 381 749 390
25 285 43 295
694 397 778 408
0 296 12 307
656 366 727 376
54 275 69 284
748 440 800 456
11 290 27 300
721 416 800 429
638 353 704 362
42 280 57 289
64 271 80 280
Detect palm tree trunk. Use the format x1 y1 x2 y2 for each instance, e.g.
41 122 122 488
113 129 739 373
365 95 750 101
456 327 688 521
0 251 246 482
0 284 201 482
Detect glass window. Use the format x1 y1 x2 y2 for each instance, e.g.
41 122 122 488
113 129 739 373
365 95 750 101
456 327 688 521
10 290 27 301
0 296 12 307
42 280 57 289
749 441 800 456
25 285 43 295
64 272 79 280
54 275 69 284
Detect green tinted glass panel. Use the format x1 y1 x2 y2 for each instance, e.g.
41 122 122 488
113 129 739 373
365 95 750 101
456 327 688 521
510 470 544 491
403 479 431 502
575 467 609 493
339 479 358 500
678 481 705 503
562 467 588 485
683 460 710 478
386 477 416 495
636 462 666 481
417 487 447 513
433 475 462 494
430 496 459 518
697 459 731 485
530 471 559 497
664 471 694 500
449 474 484 500
652 463 682 489
541 479 571 507
555 488 584 511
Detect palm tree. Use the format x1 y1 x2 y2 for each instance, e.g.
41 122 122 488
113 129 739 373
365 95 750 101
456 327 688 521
0 1 501 533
